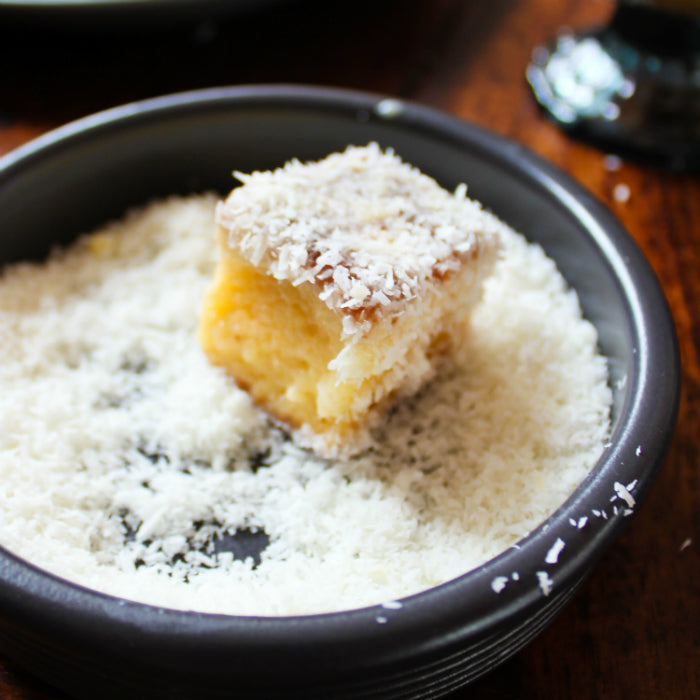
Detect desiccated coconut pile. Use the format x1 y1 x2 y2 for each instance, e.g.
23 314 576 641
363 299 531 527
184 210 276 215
0 194 611 616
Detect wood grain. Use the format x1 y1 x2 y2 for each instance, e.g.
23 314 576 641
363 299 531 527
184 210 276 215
0 0 697 697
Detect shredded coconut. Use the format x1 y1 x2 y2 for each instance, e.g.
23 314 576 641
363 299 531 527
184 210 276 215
536 571 554 596
613 481 636 509
545 537 566 564
491 576 510 594
603 154 623 172
0 194 612 616
613 183 631 203
217 144 501 338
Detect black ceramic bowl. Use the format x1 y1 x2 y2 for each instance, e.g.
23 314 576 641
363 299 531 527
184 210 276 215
0 86 680 700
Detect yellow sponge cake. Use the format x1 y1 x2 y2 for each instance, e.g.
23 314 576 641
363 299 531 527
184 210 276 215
199 144 501 455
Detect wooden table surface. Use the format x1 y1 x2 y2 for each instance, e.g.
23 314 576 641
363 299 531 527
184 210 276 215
0 0 697 697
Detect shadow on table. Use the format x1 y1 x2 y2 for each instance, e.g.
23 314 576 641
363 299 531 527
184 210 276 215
0 0 515 127
0 0 429 122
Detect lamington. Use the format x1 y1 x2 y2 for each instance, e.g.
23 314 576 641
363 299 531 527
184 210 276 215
199 144 501 455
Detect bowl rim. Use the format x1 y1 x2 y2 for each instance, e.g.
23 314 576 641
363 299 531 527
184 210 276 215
0 84 680 670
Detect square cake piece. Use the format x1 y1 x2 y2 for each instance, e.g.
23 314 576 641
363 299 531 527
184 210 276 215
199 144 501 455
